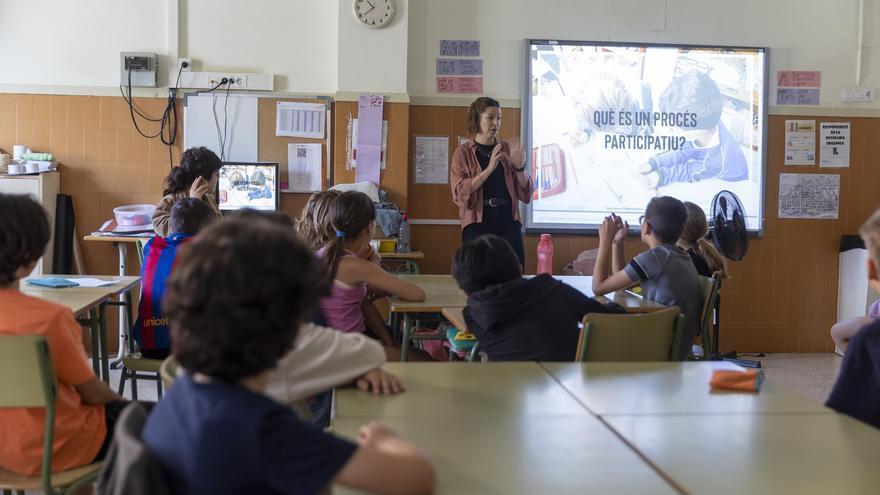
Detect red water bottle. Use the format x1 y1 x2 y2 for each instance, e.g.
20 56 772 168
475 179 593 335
536 234 554 275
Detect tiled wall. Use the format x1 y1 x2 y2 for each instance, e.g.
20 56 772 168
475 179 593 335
406 106 880 353
4 92 875 354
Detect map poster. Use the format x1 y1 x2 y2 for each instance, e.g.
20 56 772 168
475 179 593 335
778 173 840 219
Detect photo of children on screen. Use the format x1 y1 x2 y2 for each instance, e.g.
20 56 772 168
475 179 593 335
638 70 749 189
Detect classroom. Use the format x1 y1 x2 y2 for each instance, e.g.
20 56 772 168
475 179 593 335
1 1 879 494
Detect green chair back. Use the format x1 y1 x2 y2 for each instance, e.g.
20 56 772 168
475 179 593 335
160 356 179 389
0 335 59 494
697 272 722 360
576 307 685 362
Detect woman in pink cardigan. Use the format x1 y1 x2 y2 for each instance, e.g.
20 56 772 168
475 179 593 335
450 97 534 266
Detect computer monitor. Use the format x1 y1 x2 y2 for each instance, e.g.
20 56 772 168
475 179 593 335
217 162 280 212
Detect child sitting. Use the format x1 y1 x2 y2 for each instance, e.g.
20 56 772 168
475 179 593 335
319 192 426 354
592 197 703 360
452 234 624 361
826 209 880 428
0 193 126 476
133 198 218 360
142 216 435 494
678 201 728 278
153 146 223 237
297 189 341 251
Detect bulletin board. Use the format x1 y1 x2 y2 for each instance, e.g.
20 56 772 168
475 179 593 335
184 92 333 218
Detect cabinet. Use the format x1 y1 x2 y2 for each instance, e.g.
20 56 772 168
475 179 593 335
0 172 60 275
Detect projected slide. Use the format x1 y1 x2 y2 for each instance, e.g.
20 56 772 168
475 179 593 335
217 163 279 211
527 41 766 232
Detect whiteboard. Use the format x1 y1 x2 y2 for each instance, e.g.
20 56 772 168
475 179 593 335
184 93 258 162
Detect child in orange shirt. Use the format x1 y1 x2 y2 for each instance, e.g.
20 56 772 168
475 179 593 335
0 194 127 476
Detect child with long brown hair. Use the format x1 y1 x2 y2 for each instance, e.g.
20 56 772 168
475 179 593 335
319 192 427 359
296 190 341 251
678 201 728 278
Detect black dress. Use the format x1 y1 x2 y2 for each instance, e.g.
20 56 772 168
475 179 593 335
461 141 525 266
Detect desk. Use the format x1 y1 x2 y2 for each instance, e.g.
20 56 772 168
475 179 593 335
551 276 665 313
334 362 587 418
541 362 831 416
606 413 880 495
332 415 677 495
23 275 141 382
390 275 467 361
379 250 425 274
83 235 152 364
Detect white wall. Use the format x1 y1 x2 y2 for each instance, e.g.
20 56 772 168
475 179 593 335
408 0 880 111
0 0 167 91
184 0 339 93
337 0 409 95
2 0 878 113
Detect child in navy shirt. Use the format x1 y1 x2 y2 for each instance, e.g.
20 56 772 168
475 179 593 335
826 209 880 429
142 216 435 494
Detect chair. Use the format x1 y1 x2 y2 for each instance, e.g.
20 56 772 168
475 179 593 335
575 307 685 362
0 335 102 495
118 238 165 400
695 272 722 360
159 356 178 390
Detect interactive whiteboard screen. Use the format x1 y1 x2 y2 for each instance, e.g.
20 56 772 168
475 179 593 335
525 40 767 233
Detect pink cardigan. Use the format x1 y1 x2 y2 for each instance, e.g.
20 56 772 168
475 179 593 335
450 138 534 230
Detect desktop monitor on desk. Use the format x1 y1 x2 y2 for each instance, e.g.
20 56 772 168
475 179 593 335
217 162 280 212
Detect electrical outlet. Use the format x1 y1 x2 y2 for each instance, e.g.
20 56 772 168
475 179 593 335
178 58 192 72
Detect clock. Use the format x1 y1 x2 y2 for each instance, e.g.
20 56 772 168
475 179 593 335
352 0 396 28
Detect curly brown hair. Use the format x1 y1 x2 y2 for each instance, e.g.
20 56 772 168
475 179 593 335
164 215 326 381
0 194 50 286
163 146 222 196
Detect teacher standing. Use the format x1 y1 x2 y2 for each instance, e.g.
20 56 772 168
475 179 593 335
451 97 534 266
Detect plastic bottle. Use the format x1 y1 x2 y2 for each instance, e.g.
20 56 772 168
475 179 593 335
536 233 554 275
397 213 411 253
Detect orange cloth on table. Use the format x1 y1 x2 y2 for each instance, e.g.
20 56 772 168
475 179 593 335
0 289 106 476
710 369 764 392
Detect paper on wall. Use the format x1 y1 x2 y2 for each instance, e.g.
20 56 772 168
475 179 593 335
286 143 323 193
276 101 326 139
414 136 449 184
819 122 850 168
778 173 840 219
348 119 388 170
784 120 815 166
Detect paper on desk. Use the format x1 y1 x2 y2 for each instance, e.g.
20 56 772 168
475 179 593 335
68 278 119 287
287 143 323 192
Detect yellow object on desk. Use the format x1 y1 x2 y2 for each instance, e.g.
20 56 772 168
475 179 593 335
370 238 398 253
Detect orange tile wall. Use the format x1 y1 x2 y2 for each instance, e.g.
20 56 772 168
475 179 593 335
4 92 876 354
405 106 880 353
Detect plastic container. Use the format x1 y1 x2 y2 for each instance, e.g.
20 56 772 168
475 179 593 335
114 204 155 226
536 233 554 275
397 213 411 253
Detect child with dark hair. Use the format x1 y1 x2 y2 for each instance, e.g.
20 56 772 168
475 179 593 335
0 193 126 476
638 70 748 189
133 198 218 360
826 208 880 429
319 192 425 349
141 217 435 494
452 234 624 361
152 146 223 237
592 197 703 360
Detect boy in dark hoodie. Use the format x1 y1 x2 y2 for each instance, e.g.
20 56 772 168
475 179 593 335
451 234 624 361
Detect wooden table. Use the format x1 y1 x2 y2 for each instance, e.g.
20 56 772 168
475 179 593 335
334 362 587 418
390 275 467 361
332 361 880 495
541 361 831 415
333 415 677 495
84 234 153 363
333 362 677 495
23 275 141 382
606 413 880 495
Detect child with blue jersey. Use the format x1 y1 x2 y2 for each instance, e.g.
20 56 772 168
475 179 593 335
133 198 218 359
